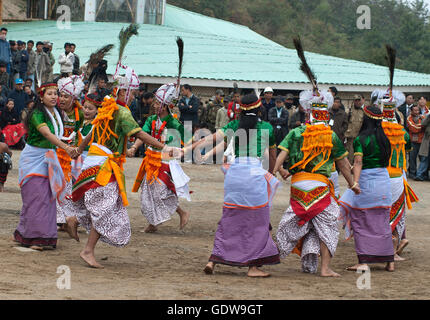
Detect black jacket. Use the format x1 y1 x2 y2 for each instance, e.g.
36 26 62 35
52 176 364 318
178 94 200 126
0 107 20 129
268 107 289 144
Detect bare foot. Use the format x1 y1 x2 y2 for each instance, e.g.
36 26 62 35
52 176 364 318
80 250 104 269
204 262 214 275
321 268 341 277
394 254 405 261
30 245 43 251
144 224 158 233
396 239 409 255
346 264 369 272
57 224 66 232
247 266 270 278
385 262 395 272
65 217 80 242
179 210 190 230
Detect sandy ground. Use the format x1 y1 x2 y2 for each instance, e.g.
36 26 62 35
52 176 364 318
0 150 429 300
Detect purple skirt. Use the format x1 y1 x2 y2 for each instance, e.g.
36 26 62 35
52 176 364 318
14 176 57 248
209 206 280 267
350 207 394 264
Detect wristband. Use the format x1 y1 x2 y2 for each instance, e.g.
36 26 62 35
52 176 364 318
349 182 358 189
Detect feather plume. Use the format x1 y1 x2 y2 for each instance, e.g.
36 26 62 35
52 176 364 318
293 36 318 90
118 23 139 63
87 44 114 65
385 44 396 92
176 37 184 85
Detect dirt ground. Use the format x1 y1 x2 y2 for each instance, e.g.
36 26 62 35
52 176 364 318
0 150 429 300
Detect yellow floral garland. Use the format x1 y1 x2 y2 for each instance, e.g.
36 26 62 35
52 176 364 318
289 124 334 173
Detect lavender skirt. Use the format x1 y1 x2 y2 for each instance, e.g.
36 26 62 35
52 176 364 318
209 157 280 267
339 168 394 264
14 176 57 248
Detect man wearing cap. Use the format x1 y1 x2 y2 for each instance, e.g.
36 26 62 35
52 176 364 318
284 93 297 127
268 97 289 147
345 94 365 163
8 78 27 115
205 89 224 133
262 87 276 113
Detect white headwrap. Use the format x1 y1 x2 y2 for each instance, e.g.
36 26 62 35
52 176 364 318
113 62 140 104
371 89 405 123
299 89 333 125
57 75 85 100
155 83 180 108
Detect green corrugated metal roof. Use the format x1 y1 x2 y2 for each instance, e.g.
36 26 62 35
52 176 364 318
4 4 430 87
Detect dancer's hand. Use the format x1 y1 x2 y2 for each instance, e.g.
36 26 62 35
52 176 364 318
279 168 291 180
351 183 361 195
65 146 78 159
127 146 136 158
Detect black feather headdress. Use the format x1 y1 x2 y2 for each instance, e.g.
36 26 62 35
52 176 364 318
118 24 139 63
385 44 396 93
176 37 184 87
293 36 318 90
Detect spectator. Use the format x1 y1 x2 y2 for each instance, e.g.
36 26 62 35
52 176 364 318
9 40 18 84
0 28 11 74
0 84 7 108
261 87 276 113
417 96 429 116
0 62 10 92
205 89 224 132
58 42 74 76
178 84 200 129
268 97 289 147
284 93 297 127
345 94 365 163
328 86 345 111
16 41 29 81
0 98 20 129
138 92 154 126
24 78 33 91
43 41 55 82
398 94 415 128
416 112 430 181
26 40 36 91
70 43 80 75
329 96 348 143
8 78 27 115
80 80 89 103
216 96 230 130
23 85 36 101
407 105 424 179
35 41 52 86
21 97 35 124
227 91 241 121
289 104 307 130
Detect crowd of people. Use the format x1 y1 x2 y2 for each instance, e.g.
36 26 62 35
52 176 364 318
0 27 422 279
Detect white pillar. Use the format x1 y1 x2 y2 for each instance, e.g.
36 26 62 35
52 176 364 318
84 0 97 22
136 0 145 24
161 0 166 25
44 0 48 19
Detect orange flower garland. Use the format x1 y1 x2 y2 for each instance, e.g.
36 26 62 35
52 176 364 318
382 121 407 171
91 96 119 146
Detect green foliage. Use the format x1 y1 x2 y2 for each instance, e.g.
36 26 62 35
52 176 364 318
168 0 430 73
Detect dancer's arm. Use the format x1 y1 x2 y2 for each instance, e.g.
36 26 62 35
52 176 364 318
268 148 277 174
352 155 363 185
273 150 290 180
39 126 77 158
77 132 93 155
183 131 224 155
201 140 226 163
337 156 360 194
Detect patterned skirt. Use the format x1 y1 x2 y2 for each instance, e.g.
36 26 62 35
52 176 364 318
276 197 340 273
73 181 131 247
56 181 79 224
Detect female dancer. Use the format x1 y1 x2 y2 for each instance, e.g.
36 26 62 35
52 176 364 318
339 105 395 272
14 83 78 250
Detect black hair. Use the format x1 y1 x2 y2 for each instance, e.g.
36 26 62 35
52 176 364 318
183 84 192 92
24 85 63 131
9 40 15 46
143 92 154 100
406 93 414 99
411 104 419 111
27 40 34 45
418 96 427 101
25 78 33 83
334 96 342 103
329 86 338 95
235 93 260 153
1 28 7 32
36 41 44 47
358 106 391 167
64 42 70 49
70 43 76 48
7 98 14 104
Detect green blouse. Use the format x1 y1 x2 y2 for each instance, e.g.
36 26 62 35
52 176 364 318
278 126 348 178
80 121 93 152
93 106 141 154
390 130 411 168
142 114 186 148
63 108 84 146
353 135 385 169
26 109 58 149
219 119 276 158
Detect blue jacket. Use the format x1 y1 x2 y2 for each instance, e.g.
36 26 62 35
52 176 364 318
178 94 200 126
0 39 11 65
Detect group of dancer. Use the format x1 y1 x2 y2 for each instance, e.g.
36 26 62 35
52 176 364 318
10 28 417 275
